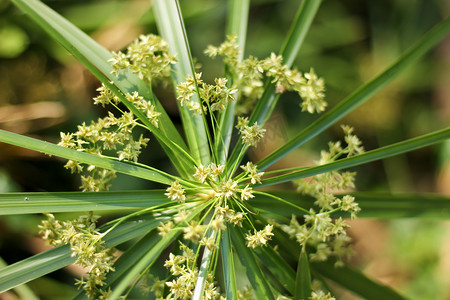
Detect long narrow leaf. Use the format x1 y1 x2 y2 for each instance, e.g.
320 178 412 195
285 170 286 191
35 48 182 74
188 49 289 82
153 0 211 165
193 230 217 300
295 249 311 300
0 130 174 185
248 191 450 219
0 257 39 300
0 190 169 215
311 260 406 300
108 232 178 300
221 228 238 299
229 226 275 300
260 127 450 186
11 0 193 176
0 245 73 294
257 17 450 170
216 0 250 164
340 192 450 219
253 245 296 295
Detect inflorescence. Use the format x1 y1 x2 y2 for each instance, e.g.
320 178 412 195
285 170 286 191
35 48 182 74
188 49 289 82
42 33 363 299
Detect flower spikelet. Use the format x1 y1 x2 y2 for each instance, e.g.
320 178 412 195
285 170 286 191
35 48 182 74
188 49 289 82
246 224 274 248
109 34 176 83
238 121 266 147
38 213 115 298
165 181 186 203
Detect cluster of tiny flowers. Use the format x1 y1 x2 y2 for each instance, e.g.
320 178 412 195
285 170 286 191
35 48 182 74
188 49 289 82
162 243 220 299
301 290 335 300
109 34 176 84
165 181 187 203
205 34 326 114
176 73 238 114
193 163 225 183
280 126 364 265
245 224 274 248
236 116 266 147
38 213 115 299
154 160 273 298
92 85 161 128
240 162 264 184
60 40 171 191
58 105 150 191
47 30 360 299
59 34 174 191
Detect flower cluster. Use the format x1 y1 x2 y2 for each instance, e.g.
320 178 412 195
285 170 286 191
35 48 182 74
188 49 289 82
47 31 360 300
58 105 150 191
154 160 273 297
193 163 225 183
240 161 264 184
176 73 238 114
310 290 336 300
165 181 186 203
38 213 115 299
236 117 266 147
245 224 274 248
58 35 172 191
109 34 176 84
59 81 162 191
160 242 220 299
205 34 326 114
280 126 364 264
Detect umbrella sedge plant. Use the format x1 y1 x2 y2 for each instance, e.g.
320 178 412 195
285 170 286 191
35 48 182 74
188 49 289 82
0 0 449 299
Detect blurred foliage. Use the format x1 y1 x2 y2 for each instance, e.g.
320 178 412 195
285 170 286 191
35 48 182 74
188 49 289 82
0 0 449 299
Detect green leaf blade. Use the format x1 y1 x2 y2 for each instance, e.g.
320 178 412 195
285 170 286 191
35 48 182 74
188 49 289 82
253 245 296 295
0 130 174 185
295 249 312 300
0 190 169 215
221 228 238 299
260 127 450 187
216 0 250 164
153 0 211 165
248 191 450 219
311 260 407 300
229 226 275 300
0 245 74 294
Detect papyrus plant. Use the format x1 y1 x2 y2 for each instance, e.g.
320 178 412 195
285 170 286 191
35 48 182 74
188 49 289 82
0 0 449 299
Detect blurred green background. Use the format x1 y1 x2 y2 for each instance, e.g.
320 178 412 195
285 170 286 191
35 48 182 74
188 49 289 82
0 0 449 299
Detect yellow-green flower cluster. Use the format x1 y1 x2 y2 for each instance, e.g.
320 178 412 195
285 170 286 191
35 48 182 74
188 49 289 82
280 126 364 264
176 73 238 114
157 160 270 293
162 242 220 299
38 213 115 299
59 88 158 191
236 117 266 147
49 32 361 299
205 34 326 114
310 290 336 300
245 224 274 248
109 34 176 84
